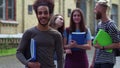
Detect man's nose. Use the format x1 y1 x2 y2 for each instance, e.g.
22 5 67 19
41 13 45 17
61 20 63 23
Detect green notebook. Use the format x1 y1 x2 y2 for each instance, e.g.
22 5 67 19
93 29 112 53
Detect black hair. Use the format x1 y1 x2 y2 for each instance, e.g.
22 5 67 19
33 0 54 14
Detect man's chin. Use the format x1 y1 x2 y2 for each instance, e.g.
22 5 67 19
39 23 48 27
96 18 100 20
96 16 101 20
96 18 101 20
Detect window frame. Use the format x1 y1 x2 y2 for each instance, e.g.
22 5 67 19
28 5 33 14
0 0 16 20
111 4 118 26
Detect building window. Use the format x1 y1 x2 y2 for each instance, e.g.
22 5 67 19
76 0 86 18
0 0 4 19
0 0 16 20
28 5 33 14
111 4 118 25
68 9 71 17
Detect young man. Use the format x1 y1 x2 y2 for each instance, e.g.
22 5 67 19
16 0 64 68
90 0 120 68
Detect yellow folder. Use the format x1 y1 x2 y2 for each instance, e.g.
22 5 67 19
93 29 112 53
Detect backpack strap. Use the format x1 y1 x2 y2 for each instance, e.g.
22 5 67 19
104 21 112 32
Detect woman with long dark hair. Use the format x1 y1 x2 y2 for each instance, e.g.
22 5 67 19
64 8 92 68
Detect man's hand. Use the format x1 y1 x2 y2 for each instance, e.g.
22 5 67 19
94 41 102 49
27 62 41 68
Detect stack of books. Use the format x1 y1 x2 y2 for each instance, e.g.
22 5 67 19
71 32 86 51
93 29 112 53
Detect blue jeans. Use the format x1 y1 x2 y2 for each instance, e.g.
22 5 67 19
94 63 114 68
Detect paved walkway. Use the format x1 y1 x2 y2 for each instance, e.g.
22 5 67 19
0 55 24 68
0 47 120 68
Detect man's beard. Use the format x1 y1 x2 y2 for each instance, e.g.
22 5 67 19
96 12 102 20
38 18 50 27
39 21 49 27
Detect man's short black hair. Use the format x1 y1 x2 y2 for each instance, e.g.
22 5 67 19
33 0 54 14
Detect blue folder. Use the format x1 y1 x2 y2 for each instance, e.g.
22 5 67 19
71 32 86 51
29 39 36 62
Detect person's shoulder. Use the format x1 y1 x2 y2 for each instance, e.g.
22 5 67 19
24 27 36 34
51 28 61 34
98 21 102 25
109 20 114 23
28 27 36 31
49 27 61 35
107 20 116 26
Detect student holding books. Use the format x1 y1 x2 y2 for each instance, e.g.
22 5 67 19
64 8 92 68
16 0 64 68
90 0 120 68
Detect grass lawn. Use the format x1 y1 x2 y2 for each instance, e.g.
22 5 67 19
0 48 16 56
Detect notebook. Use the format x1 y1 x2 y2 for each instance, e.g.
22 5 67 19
71 32 86 44
93 29 112 53
29 39 36 61
71 32 86 51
